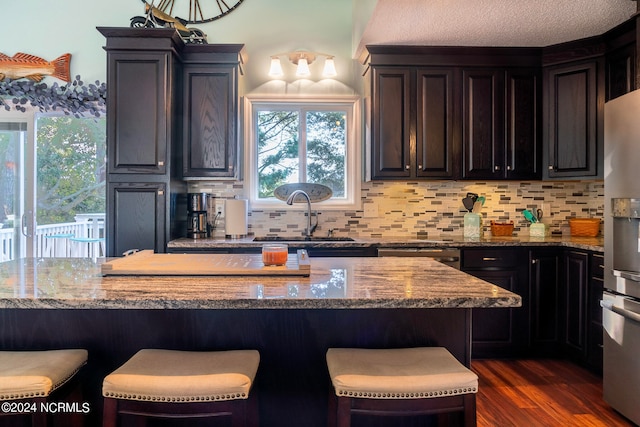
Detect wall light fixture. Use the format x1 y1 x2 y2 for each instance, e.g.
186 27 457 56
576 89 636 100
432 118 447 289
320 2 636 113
268 51 337 78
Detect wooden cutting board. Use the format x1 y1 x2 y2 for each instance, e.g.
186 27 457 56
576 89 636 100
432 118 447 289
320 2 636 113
101 250 311 276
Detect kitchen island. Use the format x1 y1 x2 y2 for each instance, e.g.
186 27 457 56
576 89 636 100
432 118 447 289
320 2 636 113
0 256 520 427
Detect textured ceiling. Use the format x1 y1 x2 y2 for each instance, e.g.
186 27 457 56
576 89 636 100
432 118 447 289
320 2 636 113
358 0 637 52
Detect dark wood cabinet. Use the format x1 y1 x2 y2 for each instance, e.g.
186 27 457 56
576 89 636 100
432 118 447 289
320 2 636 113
416 68 457 178
564 250 589 360
604 18 636 101
505 69 542 179
462 248 529 358
586 252 604 372
105 52 172 175
543 57 604 179
181 45 243 179
108 182 167 256
370 67 412 179
99 28 187 256
461 67 541 180
529 248 562 356
461 68 504 179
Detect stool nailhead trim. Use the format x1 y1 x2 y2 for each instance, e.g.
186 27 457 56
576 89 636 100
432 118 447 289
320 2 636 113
335 386 478 399
0 363 85 401
102 391 248 402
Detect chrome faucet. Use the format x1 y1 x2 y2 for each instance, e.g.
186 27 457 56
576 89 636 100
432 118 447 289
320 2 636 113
286 190 318 238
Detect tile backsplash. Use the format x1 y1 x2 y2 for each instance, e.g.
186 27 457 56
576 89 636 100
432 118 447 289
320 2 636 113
190 180 604 238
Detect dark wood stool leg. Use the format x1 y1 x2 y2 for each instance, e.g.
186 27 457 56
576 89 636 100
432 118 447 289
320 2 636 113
102 398 118 427
247 392 259 427
464 393 477 427
336 396 352 427
327 390 337 427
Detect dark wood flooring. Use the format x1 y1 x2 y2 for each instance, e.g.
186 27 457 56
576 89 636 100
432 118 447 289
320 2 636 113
473 359 636 427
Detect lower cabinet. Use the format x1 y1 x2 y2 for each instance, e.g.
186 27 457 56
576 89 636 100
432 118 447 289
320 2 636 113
586 252 604 372
107 182 167 257
564 250 589 361
529 248 562 356
462 248 529 358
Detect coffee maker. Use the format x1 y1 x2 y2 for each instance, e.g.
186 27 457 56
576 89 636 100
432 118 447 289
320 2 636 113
187 193 208 239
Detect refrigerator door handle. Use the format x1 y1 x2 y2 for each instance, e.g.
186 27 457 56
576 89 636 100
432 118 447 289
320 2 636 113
602 299 640 324
613 269 640 282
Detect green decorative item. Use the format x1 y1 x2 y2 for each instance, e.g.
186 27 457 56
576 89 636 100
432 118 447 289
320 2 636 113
0 75 106 117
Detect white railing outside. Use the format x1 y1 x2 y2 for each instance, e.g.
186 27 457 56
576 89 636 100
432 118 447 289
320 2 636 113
0 215 104 262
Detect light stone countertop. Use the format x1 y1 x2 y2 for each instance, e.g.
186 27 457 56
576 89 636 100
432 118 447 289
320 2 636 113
168 234 604 252
0 256 521 310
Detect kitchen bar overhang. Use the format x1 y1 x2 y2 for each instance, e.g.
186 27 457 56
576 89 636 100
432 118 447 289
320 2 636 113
0 255 520 426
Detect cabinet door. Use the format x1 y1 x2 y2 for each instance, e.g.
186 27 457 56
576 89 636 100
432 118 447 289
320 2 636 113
371 67 412 179
506 69 541 179
106 52 170 174
182 65 237 178
530 249 561 355
564 250 589 360
467 269 529 358
587 252 604 371
544 60 601 178
462 248 528 358
462 69 504 179
416 68 457 178
107 182 166 257
606 43 636 101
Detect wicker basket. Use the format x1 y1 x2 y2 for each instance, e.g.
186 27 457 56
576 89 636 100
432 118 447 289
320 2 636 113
490 221 514 236
569 218 601 237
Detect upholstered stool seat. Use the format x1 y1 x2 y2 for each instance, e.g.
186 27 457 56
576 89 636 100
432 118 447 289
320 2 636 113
102 349 260 427
326 347 478 427
0 349 88 426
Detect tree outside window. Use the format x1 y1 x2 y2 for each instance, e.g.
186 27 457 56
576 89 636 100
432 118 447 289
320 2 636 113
254 103 352 202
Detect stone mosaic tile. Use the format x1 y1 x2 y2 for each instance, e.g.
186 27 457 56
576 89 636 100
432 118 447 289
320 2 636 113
189 180 604 238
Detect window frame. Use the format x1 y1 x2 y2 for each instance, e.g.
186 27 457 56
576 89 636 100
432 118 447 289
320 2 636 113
243 95 361 210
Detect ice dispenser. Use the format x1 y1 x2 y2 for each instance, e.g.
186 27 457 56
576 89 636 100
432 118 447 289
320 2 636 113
611 198 640 273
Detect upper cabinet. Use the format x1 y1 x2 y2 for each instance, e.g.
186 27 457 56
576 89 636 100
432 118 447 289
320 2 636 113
368 65 456 179
181 45 243 179
461 67 541 179
542 40 605 179
363 46 540 180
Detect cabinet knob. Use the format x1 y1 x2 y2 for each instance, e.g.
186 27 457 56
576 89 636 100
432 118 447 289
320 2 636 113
494 165 501 171
548 165 554 170
405 165 410 170
507 165 512 171
418 165 422 169
532 259 537 264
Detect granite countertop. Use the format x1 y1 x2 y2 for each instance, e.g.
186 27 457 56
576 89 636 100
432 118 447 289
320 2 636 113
168 234 604 252
0 256 520 310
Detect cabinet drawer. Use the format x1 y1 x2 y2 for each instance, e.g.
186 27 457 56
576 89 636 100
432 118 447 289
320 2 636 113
462 248 520 269
591 253 604 277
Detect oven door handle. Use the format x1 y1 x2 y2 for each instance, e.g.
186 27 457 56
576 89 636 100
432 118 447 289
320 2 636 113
601 299 640 324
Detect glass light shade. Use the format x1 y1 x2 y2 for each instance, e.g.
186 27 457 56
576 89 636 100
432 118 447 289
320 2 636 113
268 57 284 77
296 57 311 77
322 57 337 77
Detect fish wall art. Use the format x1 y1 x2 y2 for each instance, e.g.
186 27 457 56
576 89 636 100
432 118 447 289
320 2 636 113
0 52 71 82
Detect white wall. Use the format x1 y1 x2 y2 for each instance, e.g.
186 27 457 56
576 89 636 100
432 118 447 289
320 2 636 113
2 0 360 94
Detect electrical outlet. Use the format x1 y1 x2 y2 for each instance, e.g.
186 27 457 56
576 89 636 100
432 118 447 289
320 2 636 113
215 199 225 219
363 201 378 218
541 203 551 219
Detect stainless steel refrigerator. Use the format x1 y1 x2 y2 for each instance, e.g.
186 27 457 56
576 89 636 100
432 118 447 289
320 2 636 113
603 89 640 426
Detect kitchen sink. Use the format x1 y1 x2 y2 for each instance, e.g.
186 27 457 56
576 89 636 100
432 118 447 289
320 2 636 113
253 236 355 242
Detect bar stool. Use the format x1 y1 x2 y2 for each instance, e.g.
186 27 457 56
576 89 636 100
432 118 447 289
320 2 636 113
102 349 260 427
0 349 88 427
44 233 74 257
326 347 478 427
70 237 105 262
